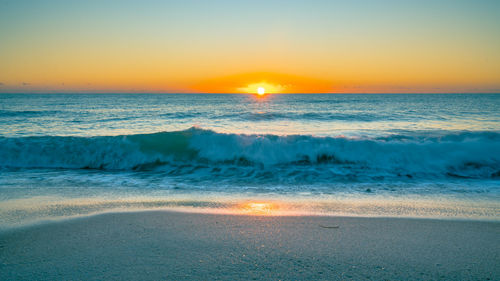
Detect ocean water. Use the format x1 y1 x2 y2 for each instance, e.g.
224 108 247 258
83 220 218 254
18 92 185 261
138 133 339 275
0 93 499 227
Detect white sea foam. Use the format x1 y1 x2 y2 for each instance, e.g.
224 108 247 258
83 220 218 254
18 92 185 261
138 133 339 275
0 128 499 181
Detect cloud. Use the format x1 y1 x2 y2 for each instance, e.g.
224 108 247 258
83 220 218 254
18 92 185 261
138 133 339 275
21 82 31 86
0 82 4 86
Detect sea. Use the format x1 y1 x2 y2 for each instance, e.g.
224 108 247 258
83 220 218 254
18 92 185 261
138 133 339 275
1 93 499 228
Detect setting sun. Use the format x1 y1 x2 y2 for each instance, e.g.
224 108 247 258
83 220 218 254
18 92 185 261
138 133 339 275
235 80 287 94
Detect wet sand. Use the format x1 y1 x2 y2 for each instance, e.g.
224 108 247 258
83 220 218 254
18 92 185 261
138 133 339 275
1 211 499 280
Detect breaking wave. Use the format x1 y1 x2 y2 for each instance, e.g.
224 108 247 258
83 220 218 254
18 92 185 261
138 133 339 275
1 128 499 180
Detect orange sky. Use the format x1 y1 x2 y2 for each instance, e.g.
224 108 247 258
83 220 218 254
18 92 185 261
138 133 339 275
193 72 333 93
0 1 499 93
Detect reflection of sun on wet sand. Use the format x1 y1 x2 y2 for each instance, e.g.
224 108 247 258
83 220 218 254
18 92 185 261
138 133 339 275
238 201 278 215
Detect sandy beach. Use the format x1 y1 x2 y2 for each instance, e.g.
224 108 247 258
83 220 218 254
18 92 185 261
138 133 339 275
1 211 498 280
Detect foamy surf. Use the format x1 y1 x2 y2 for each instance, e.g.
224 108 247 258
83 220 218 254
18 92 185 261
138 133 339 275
1 128 499 181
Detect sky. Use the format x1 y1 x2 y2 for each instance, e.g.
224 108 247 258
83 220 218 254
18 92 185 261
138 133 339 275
0 0 499 93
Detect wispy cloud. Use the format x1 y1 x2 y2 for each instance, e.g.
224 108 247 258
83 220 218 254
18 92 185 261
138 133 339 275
21 82 30 86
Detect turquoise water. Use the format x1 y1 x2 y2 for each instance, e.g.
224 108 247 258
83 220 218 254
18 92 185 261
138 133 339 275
0 94 499 226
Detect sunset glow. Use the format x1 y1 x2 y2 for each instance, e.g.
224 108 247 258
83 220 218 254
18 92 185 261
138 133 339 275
0 1 499 93
195 72 334 93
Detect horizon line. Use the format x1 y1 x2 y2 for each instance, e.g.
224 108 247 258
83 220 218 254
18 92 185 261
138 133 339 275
1 92 500 95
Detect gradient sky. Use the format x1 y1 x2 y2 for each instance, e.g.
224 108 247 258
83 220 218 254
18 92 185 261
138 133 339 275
1 0 499 93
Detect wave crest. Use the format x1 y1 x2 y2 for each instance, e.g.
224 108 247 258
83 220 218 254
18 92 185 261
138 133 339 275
1 128 499 180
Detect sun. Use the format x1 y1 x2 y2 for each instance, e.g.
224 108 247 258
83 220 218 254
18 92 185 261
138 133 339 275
236 81 283 94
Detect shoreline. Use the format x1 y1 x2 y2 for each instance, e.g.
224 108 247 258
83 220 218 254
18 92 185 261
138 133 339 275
1 210 499 280
1 192 498 230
